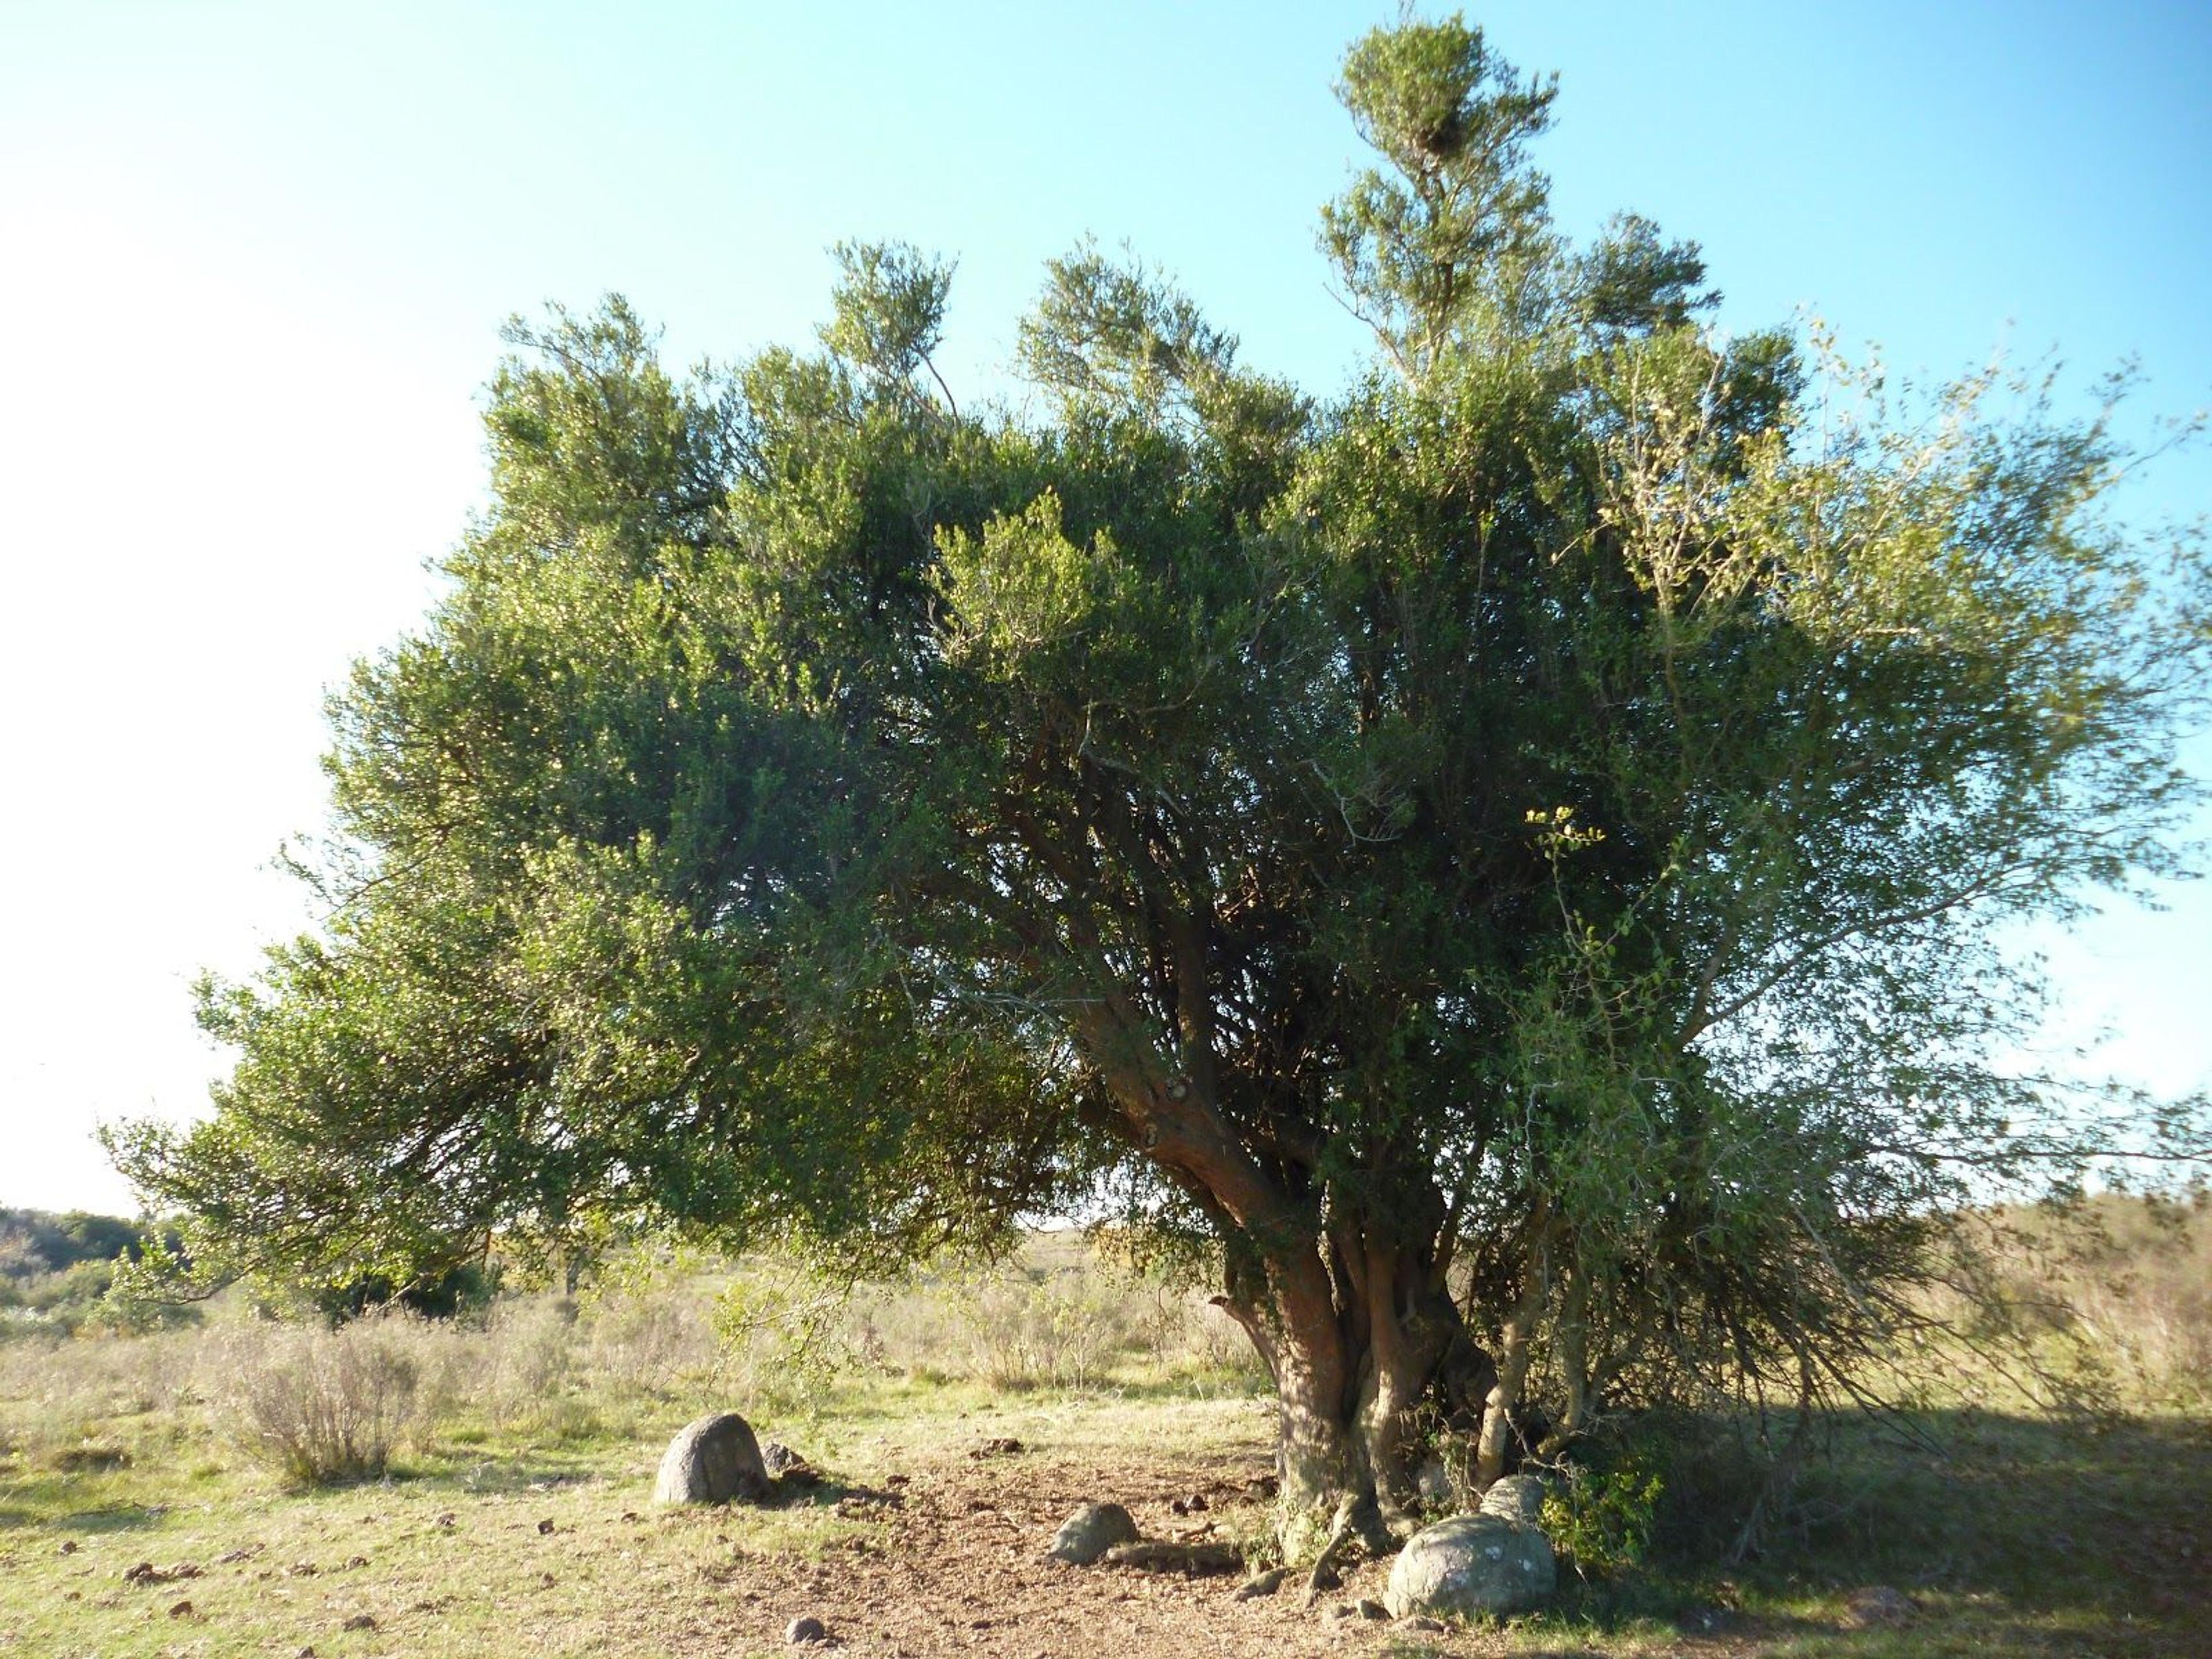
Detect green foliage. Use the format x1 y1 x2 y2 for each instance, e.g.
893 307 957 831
110 11 2210 1489
710 1259 862 1415
1541 1457 1665 1580
0 1210 192 1333
0 1209 155 1280
312 1260 501 1324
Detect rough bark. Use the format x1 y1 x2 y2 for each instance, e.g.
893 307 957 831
1218 1221 1495 1558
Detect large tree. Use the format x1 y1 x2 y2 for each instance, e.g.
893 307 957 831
119 18 2206 1540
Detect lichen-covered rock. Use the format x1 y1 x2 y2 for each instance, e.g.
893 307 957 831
1477 1474 1548 1525
652 1412 771 1506
1047 1502 1140 1565
1383 1513 1556 1619
1415 1456 1455 1506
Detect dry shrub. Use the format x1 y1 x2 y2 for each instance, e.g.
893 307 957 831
578 1282 718 1399
2035 1193 2212 1408
207 1313 437 1483
475 1297 576 1425
956 1266 1138 1391
0 1324 209 1468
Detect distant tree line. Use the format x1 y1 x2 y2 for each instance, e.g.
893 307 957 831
0 1207 493 1327
0 1208 176 1321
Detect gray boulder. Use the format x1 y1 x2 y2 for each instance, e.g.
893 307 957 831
1047 1502 1140 1565
1384 1513 1556 1619
1477 1474 1548 1525
652 1412 771 1506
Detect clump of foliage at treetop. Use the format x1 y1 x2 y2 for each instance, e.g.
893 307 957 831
112 14 2209 1544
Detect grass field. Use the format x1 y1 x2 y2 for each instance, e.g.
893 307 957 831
2 1213 2207 1658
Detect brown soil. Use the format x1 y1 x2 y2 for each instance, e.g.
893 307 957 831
674 1435 1742 1659
711 1440 1392 1659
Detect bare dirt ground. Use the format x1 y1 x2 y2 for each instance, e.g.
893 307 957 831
713 1438 1377 1659
583 1425 1724 1659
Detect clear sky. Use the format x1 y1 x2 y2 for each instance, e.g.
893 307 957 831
2 1 2207 1214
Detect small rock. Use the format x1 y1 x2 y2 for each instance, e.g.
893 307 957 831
653 1412 771 1506
168 1599 194 1618
342 1612 377 1631
1478 1473 1548 1525
1048 1502 1141 1566
786 1615 828 1644
760 1441 809 1476
1357 1599 1388 1620
1844 1585 1916 1627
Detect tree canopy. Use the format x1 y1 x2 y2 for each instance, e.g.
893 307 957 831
116 14 2209 1532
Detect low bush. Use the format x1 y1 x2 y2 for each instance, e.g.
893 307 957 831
209 1314 434 1484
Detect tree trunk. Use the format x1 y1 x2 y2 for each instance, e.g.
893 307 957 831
1219 1229 1495 1558
1066 997 1493 1551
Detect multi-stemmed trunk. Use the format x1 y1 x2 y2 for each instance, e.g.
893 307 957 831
1210 1222 1495 1551
1075 997 1497 1551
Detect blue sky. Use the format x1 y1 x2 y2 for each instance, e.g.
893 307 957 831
2 1 2207 1211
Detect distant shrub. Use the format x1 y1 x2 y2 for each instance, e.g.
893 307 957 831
844 1239 1268 1396
313 1261 501 1324
210 1315 434 1483
579 1281 716 1399
481 1296 578 1425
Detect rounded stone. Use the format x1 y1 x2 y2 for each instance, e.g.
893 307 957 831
1383 1513 1556 1619
1047 1501 1141 1565
1476 1473 1548 1525
652 1412 771 1506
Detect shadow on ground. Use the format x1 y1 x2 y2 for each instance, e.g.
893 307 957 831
1529 1406 2212 1656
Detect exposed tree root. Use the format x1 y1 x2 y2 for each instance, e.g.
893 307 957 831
1300 1491 1396 1607
1100 1541 1244 1575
